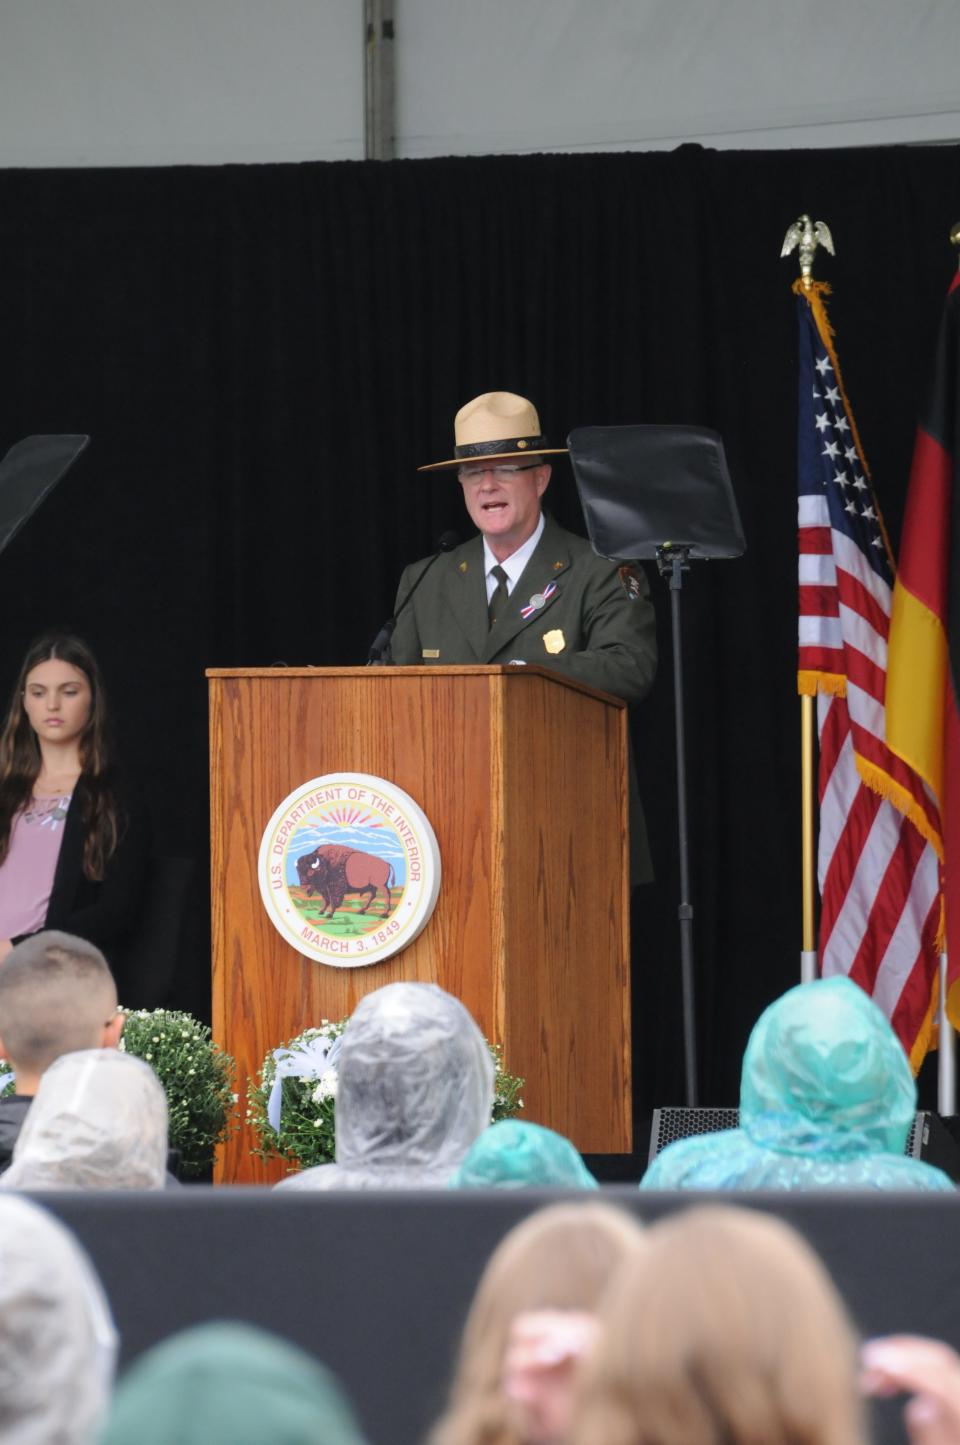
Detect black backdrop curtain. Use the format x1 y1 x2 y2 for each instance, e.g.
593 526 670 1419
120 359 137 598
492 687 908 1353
1 144 958 1134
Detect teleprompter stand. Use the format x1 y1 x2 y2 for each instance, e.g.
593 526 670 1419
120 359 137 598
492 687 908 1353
567 423 745 1106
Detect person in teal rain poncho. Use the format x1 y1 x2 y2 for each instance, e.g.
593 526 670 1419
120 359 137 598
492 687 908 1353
641 976 955 1191
450 1120 598 1190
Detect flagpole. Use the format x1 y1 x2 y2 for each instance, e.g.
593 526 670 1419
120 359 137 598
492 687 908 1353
938 952 956 1112
784 219 830 987
936 220 960 1115
800 693 818 983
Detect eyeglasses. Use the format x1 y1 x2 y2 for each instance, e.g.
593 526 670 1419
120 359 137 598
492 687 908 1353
458 462 542 483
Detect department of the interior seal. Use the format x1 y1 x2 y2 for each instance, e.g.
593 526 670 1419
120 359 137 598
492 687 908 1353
257 773 441 967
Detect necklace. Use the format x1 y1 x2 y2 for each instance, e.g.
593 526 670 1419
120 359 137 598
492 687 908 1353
23 794 72 827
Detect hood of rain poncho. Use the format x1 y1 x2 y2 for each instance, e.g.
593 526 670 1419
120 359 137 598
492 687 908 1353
738 976 916 1158
450 1120 598 1189
99 1322 368 1445
1 1049 168 1190
0 1194 117 1445
277 983 494 1191
640 978 954 1192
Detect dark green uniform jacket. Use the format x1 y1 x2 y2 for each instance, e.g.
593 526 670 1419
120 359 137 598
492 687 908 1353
390 513 657 879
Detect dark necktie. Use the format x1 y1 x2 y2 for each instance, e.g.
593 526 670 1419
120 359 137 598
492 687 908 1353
488 564 509 629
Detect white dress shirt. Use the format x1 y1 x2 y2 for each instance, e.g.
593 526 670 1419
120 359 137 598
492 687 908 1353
482 512 545 603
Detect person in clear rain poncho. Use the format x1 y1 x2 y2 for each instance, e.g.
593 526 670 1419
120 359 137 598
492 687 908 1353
276 982 495 1191
641 976 955 1191
1 1048 169 1190
0 1194 117 1445
450 1120 598 1190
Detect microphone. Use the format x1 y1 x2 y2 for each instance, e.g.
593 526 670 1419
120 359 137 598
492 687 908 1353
367 531 460 665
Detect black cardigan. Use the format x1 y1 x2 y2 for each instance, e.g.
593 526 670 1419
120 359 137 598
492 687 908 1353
13 773 151 963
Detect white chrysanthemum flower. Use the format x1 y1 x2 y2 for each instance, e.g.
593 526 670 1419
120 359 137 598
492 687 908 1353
311 1069 338 1103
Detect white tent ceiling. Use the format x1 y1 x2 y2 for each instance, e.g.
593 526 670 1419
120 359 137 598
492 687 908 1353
0 0 957 167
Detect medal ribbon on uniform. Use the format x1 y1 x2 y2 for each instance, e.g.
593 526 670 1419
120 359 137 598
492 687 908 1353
519 582 557 619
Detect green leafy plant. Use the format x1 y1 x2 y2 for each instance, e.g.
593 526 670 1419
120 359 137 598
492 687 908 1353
489 1041 525 1122
248 1019 524 1171
120 1008 238 1177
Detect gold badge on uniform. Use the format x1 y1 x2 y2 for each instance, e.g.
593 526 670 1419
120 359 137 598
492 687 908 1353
543 629 565 655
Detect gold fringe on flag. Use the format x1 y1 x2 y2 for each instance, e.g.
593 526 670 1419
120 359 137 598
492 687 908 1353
854 755 945 863
910 978 940 1075
797 670 845 698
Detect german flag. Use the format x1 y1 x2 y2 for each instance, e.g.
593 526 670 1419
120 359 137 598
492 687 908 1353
886 273 960 1030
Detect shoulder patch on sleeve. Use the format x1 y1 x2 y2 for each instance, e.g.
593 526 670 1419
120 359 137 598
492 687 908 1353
618 563 644 601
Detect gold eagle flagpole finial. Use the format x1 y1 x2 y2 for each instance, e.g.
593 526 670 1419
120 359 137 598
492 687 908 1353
781 213 835 288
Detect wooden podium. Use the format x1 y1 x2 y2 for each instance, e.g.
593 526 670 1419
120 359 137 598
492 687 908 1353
208 665 632 1183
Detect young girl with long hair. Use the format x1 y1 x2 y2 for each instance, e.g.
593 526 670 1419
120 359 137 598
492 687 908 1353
430 1202 646 1445
0 634 149 965
568 1204 866 1445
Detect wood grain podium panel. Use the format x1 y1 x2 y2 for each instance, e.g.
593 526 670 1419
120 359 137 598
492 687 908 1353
500 671 631 1149
209 666 631 1182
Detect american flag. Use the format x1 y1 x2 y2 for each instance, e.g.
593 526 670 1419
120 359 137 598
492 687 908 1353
796 282 943 1067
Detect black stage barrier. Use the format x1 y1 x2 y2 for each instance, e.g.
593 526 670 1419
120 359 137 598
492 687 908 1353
35 1188 960 1445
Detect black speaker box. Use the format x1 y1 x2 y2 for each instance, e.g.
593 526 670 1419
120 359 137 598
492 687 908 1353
648 1107 960 1181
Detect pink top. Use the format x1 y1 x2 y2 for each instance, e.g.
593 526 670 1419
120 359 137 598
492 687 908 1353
0 795 72 940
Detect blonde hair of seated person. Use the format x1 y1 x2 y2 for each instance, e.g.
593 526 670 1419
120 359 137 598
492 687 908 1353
430 1201 645 1445
568 1203 865 1445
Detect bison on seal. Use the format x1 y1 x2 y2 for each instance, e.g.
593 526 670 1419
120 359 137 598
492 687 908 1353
296 844 394 918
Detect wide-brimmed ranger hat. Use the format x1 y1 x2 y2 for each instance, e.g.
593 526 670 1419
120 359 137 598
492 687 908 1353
418 391 569 473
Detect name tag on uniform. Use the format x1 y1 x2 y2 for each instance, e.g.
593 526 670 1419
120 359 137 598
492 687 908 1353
422 649 440 659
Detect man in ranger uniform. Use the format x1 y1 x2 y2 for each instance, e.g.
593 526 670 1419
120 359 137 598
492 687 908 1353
390 390 657 879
